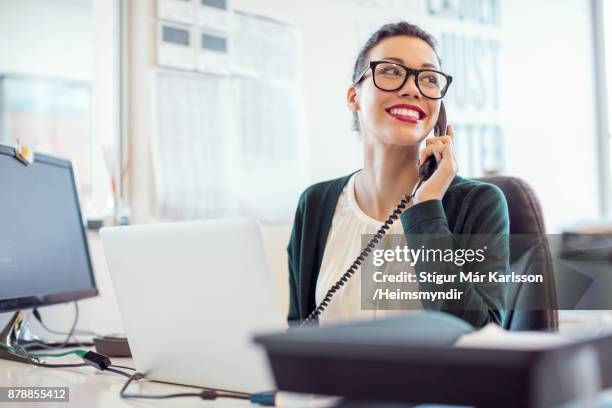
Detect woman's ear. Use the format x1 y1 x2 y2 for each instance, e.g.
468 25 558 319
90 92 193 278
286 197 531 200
347 85 359 112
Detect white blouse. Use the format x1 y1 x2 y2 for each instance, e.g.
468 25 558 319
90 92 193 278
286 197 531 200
315 171 422 326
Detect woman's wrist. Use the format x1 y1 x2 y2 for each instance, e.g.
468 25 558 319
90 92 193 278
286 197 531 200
412 194 442 205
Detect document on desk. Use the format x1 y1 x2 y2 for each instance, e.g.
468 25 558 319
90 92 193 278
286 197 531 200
455 323 570 350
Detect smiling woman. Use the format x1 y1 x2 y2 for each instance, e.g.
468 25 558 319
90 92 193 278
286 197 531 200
286 21 510 329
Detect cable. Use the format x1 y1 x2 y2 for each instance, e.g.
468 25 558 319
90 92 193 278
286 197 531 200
300 192 414 327
1 340 88 368
30 361 89 368
0 340 32 360
116 372 273 403
109 364 135 371
1 340 113 372
299 173 431 328
20 340 94 351
105 367 133 378
32 302 101 338
27 349 87 359
3 344 254 402
5 336 271 403
2 341 90 362
119 372 250 401
26 302 80 350
6 341 254 402
147 378 251 396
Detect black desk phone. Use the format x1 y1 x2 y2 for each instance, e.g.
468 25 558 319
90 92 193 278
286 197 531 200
300 103 448 326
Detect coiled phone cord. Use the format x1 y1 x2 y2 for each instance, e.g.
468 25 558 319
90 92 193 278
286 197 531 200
299 177 426 328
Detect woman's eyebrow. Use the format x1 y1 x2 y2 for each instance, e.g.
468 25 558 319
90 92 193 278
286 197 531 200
381 57 439 69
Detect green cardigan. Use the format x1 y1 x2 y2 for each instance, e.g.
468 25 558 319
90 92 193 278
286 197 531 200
287 172 510 328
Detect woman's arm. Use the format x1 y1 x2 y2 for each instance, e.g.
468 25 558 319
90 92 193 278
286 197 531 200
287 246 300 324
287 193 305 325
400 183 510 328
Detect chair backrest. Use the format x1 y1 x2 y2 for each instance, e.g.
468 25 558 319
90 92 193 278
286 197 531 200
475 176 558 331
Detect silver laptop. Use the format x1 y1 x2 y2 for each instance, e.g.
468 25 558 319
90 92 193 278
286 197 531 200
100 218 285 392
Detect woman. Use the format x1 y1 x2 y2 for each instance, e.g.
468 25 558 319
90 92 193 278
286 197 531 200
287 22 509 328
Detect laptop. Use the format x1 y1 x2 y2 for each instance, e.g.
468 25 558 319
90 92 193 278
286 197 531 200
100 218 285 393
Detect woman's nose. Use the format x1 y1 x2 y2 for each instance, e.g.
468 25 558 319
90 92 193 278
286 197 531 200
398 74 421 98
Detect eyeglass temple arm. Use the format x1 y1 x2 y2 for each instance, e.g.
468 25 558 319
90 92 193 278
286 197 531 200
354 64 371 85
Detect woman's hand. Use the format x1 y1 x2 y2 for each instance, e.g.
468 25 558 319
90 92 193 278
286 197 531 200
413 124 458 204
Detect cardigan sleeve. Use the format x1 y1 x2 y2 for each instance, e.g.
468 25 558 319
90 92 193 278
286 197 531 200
399 183 510 328
287 191 305 325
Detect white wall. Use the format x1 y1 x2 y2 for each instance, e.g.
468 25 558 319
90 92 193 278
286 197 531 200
0 0 124 337
500 0 600 232
0 0 93 80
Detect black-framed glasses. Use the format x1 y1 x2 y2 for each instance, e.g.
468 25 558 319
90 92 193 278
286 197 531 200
354 60 453 100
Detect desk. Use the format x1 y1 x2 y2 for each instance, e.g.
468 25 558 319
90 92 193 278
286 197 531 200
4 343 612 407
0 356 252 407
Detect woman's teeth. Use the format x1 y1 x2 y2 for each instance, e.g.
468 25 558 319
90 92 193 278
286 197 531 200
388 108 420 119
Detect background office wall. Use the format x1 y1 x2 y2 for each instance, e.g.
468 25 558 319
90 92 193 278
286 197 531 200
0 0 92 81
499 0 600 233
0 0 117 208
0 0 124 337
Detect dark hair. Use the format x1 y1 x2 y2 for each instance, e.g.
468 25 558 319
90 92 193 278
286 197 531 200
351 21 441 131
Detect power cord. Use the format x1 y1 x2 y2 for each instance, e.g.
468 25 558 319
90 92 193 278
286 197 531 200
119 372 275 405
20 339 94 351
1 341 275 405
300 192 418 327
30 302 99 349
1 341 101 369
119 372 249 401
109 364 135 371
299 176 429 327
105 367 133 378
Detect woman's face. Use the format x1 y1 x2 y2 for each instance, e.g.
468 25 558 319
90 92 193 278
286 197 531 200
349 35 442 147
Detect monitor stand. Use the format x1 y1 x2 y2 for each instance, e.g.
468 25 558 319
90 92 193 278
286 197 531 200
0 310 33 364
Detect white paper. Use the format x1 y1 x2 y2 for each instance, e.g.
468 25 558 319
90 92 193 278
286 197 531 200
152 11 305 222
230 11 306 222
158 0 195 25
153 69 236 219
455 322 570 350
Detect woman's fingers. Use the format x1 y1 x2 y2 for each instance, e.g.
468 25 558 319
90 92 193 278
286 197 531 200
426 124 454 145
420 124 455 165
426 135 451 145
419 139 446 165
431 142 445 163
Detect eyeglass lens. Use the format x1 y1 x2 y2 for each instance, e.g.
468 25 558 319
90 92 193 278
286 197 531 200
373 62 448 98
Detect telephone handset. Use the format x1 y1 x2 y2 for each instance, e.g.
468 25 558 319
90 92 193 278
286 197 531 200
300 103 448 327
419 101 447 181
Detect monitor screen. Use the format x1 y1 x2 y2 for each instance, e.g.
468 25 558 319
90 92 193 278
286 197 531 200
0 145 97 311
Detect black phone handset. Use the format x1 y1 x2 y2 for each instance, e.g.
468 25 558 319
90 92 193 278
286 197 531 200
300 103 448 327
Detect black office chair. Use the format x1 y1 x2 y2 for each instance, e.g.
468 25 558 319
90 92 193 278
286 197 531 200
475 176 559 332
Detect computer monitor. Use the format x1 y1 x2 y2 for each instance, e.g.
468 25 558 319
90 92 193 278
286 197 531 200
0 144 97 361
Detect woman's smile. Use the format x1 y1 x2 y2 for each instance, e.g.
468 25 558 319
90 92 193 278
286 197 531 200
385 103 427 124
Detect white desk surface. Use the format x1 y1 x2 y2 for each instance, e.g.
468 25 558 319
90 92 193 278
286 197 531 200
3 339 612 408
0 356 253 407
